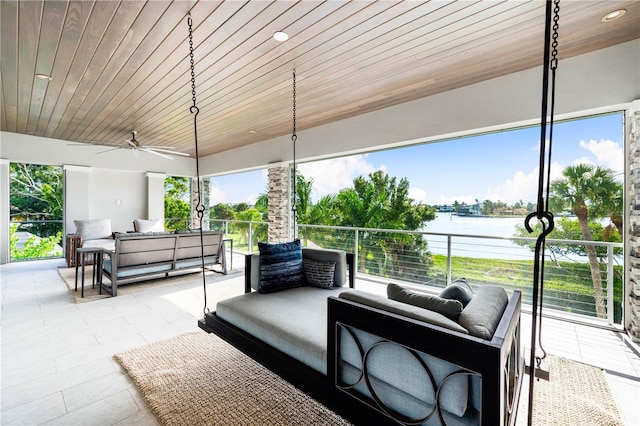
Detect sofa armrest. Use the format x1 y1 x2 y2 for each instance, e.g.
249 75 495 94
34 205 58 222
327 291 523 425
244 254 260 293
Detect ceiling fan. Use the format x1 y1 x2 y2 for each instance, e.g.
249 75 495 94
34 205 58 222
71 131 190 160
105 131 190 160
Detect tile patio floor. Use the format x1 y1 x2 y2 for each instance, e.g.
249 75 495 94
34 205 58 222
1 257 639 425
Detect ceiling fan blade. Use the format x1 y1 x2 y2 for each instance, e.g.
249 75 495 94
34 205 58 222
142 146 190 156
140 147 174 160
96 147 124 155
140 145 178 149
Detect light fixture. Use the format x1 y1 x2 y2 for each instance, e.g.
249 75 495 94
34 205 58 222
273 31 288 42
35 73 52 81
602 9 626 22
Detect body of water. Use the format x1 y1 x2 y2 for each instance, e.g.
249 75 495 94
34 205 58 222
423 213 549 261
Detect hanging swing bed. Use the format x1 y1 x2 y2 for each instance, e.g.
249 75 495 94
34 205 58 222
191 1 561 424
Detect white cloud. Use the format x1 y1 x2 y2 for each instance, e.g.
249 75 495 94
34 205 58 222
579 139 623 174
210 183 230 204
574 156 595 167
486 162 563 204
298 155 379 200
409 187 427 204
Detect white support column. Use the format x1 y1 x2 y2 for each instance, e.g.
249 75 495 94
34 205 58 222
63 165 91 234
0 159 10 264
146 172 166 221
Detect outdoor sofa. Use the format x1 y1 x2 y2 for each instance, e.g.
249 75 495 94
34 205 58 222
100 230 226 296
199 244 523 425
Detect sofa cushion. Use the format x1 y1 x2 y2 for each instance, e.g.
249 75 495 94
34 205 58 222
303 258 336 289
74 219 111 241
387 283 463 320
339 290 468 334
81 238 115 252
258 240 304 293
302 248 347 287
133 219 163 233
458 285 509 340
439 278 474 307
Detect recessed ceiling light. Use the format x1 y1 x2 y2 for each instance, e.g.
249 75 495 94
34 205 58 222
602 9 626 22
249 130 256 134
273 31 288 42
35 73 52 81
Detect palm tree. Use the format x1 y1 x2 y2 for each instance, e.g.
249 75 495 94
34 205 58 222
293 173 314 224
549 164 622 318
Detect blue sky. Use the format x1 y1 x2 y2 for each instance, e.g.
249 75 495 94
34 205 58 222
210 112 624 206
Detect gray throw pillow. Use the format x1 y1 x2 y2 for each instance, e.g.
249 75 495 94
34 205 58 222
458 286 509 340
439 278 474 307
303 258 336 289
387 283 463 320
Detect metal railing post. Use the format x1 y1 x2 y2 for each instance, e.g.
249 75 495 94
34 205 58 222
354 229 359 276
606 244 615 325
249 222 253 254
447 235 452 286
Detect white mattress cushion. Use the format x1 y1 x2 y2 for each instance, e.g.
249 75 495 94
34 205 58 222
216 286 348 374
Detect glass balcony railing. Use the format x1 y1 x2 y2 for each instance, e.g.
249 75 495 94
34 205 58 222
210 219 624 327
9 220 64 261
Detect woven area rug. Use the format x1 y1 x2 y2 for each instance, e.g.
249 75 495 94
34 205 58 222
58 266 237 303
116 331 625 426
114 331 351 426
517 356 624 425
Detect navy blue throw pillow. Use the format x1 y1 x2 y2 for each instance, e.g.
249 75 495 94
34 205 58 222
258 240 304 293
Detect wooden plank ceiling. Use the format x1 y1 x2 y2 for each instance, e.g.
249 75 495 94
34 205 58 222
2 0 639 158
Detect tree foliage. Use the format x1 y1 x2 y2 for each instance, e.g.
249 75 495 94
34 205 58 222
164 176 190 230
293 170 437 282
10 224 62 260
211 203 236 220
9 163 63 259
10 163 63 238
524 164 622 318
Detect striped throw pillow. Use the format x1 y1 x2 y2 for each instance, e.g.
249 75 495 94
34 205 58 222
258 240 304 293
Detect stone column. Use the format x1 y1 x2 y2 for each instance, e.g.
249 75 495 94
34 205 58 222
267 166 291 243
627 100 640 342
190 177 210 230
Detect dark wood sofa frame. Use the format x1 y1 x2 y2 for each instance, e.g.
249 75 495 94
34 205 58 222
198 253 523 425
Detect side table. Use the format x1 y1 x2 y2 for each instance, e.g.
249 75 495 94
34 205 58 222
75 247 104 298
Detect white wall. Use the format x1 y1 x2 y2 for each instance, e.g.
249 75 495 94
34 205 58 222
63 167 158 234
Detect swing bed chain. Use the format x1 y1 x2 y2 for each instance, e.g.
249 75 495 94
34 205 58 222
187 15 209 316
291 70 298 239
526 1 560 425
